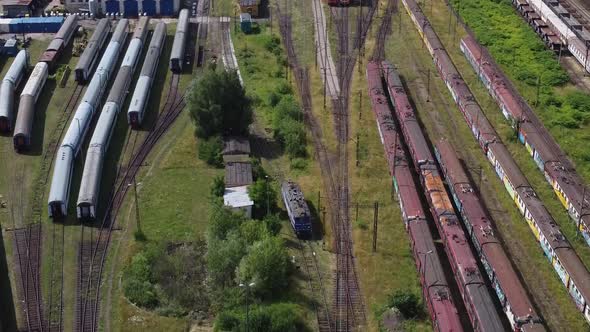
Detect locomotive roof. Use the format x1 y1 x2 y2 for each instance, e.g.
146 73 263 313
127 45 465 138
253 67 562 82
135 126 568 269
282 181 309 217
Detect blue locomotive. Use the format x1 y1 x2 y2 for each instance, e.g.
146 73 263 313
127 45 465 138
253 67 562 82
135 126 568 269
281 181 312 235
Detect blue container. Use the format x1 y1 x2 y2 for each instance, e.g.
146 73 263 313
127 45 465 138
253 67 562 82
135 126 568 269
18 17 64 33
160 0 174 16
106 0 119 14
142 0 156 16
124 0 138 17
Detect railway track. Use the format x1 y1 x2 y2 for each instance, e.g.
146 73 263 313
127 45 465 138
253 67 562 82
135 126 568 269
75 73 186 332
6 82 85 332
13 224 44 332
329 4 374 331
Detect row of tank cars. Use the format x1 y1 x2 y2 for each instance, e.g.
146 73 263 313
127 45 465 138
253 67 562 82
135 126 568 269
400 0 590 327
0 14 78 146
49 9 190 219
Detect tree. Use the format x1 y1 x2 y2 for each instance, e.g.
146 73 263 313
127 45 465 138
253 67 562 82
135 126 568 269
248 178 278 216
207 230 247 288
238 237 290 298
189 69 253 138
211 175 225 197
239 220 270 245
208 202 249 241
262 214 282 236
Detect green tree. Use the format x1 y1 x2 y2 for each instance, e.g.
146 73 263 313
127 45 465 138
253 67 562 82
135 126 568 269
248 178 278 216
239 220 270 245
238 237 290 298
208 202 249 241
208 230 247 288
262 214 282 236
189 69 253 138
211 175 225 197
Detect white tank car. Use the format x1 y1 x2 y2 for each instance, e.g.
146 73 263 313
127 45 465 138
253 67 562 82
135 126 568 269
77 18 150 220
48 19 129 219
128 22 167 127
170 9 189 72
13 61 48 150
0 50 29 132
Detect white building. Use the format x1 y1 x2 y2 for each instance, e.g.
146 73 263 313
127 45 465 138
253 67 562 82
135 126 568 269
223 185 254 218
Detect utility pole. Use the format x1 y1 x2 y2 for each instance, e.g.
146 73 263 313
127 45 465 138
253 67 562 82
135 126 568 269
372 201 379 252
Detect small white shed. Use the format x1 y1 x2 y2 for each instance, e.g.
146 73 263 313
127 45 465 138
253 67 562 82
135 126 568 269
223 185 254 218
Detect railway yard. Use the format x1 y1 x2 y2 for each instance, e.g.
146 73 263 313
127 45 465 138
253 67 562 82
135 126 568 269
2 0 590 330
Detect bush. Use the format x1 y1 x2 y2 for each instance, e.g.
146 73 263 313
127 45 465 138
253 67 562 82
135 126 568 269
198 136 223 167
123 253 159 308
386 290 423 319
290 157 307 170
151 240 209 311
215 303 305 332
211 175 225 197
272 96 307 159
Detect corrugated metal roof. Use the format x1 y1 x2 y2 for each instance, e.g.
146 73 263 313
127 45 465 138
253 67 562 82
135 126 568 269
223 185 253 208
225 162 253 187
223 136 251 155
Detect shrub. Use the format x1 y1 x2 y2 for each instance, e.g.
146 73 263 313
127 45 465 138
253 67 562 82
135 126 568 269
386 290 423 319
198 136 223 168
211 175 225 197
290 157 307 170
123 253 159 308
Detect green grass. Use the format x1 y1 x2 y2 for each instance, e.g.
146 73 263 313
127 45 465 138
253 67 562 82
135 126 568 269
448 0 590 204
390 0 590 329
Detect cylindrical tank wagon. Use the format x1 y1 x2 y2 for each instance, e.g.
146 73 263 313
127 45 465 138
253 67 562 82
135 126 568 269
75 18 111 83
13 62 48 150
128 21 167 127
169 9 189 73
0 49 29 132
